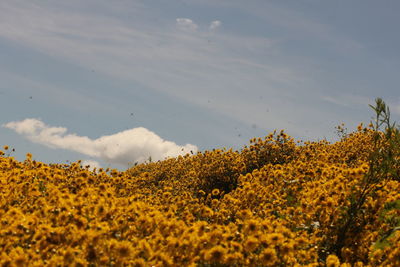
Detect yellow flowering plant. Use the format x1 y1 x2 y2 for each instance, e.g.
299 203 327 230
0 98 399 266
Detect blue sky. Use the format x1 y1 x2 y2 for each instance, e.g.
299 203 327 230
1 0 399 169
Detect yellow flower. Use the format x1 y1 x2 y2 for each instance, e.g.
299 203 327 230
259 248 277 266
212 188 220 196
204 245 227 263
237 209 252 220
280 241 294 255
110 240 133 258
266 233 284 246
326 197 336 208
243 236 259 252
244 219 259 233
201 206 214 217
63 247 77 265
225 252 243 265
230 241 242 252
326 254 340 267
163 191 172 198
14 255 27 267
211 199 219 206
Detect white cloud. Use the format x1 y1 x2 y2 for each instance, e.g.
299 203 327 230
209 20 221 30
176 18 198 31
81 159 101 170
3 118 198 167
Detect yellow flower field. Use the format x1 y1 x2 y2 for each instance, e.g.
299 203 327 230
1 100 400 266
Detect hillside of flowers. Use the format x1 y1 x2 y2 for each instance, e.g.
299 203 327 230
1 99 400 266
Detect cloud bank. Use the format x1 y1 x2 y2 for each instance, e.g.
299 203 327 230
3 118 198 167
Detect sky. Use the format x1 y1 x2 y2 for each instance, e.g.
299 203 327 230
1 0 400 170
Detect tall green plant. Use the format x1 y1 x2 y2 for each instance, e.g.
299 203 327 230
323 98 400 263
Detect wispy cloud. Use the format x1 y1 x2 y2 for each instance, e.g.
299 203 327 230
0 0 354 143
322 94 372 108
0 2 300 121
3 118 198 167
183 0 364 52
209 20 221 31
176 18 198 31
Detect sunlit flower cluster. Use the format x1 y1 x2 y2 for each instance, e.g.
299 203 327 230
0 125 399 266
